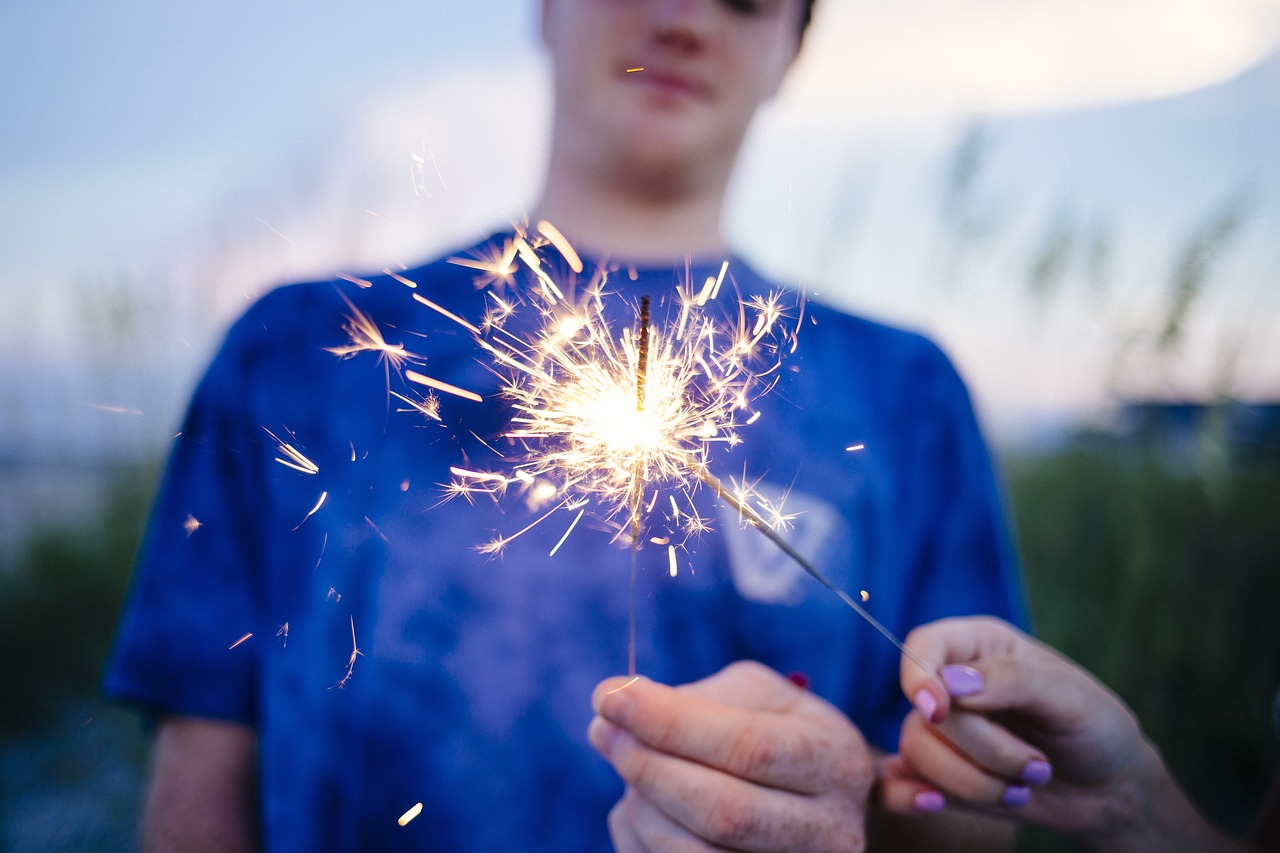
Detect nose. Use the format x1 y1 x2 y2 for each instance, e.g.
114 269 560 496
650 0 712 52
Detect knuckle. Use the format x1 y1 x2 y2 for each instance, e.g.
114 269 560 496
702 791 759 845
726 726 782 778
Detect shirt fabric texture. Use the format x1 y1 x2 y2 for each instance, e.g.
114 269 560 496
104 230 1029 852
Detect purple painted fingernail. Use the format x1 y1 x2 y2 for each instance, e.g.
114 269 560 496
1001 784 1032 808
913 790 945 813
941 664 984 697
913 688 938 723
1020 758 1053 787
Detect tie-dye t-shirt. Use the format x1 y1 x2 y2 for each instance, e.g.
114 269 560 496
105 231 1027 852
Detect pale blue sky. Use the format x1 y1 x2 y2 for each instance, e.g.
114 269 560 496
2 0 1279 460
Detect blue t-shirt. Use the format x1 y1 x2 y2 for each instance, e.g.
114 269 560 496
105 231 1027 852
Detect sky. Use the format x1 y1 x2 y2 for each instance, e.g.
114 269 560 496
2 0 1279 464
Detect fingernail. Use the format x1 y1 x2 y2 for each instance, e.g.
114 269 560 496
913 688 939 723
1020 758 1053 787
1001 784 1032 808
941 664 984 697
913 790 945 813
787 671 811 690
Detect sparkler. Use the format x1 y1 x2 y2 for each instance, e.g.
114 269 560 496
437 235 933 677
315 225 930 677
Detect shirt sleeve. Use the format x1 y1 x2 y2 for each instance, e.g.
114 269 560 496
861 338 1030 750
102 311 274 725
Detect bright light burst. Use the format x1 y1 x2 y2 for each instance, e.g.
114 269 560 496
454 265 793 550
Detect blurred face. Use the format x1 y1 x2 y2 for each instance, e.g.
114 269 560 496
541 0 805 185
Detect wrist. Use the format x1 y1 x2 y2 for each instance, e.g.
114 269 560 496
1082 739 1243 853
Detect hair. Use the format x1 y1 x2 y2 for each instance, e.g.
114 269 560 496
800 0 816 34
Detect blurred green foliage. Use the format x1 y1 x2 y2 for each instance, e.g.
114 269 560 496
0 463 154 736
2 438 1277 847
1007 434 1280 846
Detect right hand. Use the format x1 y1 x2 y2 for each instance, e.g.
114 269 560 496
877 616 1153 837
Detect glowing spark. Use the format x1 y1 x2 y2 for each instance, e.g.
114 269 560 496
263 427 320 475
85 403 143 416
334 616 362 689
846 443 865 452
398 803 424 826
406 369 483 403
860 590 870 602
549 508 586 556
276 623 289 646
325 293 415 369
327 587 342 602
626 67 644 73
390 389 442 422
413 292 480 334
384 269 417 289
254 217 296 245
336 273 373 289
294 491 328 529
537 219 584 274
668 544 678 577
183 514 201 537
229 633 253 650
448 239 519 290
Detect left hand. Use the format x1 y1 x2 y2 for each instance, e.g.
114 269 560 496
588 660 874 852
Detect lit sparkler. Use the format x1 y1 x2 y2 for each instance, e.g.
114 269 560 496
444 239 932 676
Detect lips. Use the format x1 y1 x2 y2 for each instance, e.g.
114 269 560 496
622 65 711 101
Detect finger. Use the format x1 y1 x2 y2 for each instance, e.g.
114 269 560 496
591 670 859 793
609 788 717 853
901 617 1025 724
589 716 832 853
875 754 947 816
899 711 1034 809
931 709 1053 788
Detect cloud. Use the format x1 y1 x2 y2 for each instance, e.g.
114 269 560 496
785 0 1280 126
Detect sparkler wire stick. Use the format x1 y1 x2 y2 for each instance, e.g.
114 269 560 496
692 465 936 677
627 296 653 677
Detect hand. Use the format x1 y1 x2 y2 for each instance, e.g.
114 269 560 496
588 660 874 852
878 616 1250 852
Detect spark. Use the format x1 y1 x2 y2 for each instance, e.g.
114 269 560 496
336 273 373 289
537 219 584 274
333 615 362 689
668 544 678 577
398 803 424 827
406 369 483 403
325 293 415 371
254 217 296 246
413 292 480 334
263 427 319 475
183 514 201 537
294 491 328 529
448 239 519 290
276 622 289 646
549 508 586 556
229 633 253 650
460 276 787 533
384 269 417 289
846 443 865 452
85 403 143 416
626 67 644 73
390 389 442 422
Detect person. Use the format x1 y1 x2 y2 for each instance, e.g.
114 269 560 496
104 1 1028 850
589 616 1279 850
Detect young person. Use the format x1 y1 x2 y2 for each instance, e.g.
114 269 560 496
105 1 1027 849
